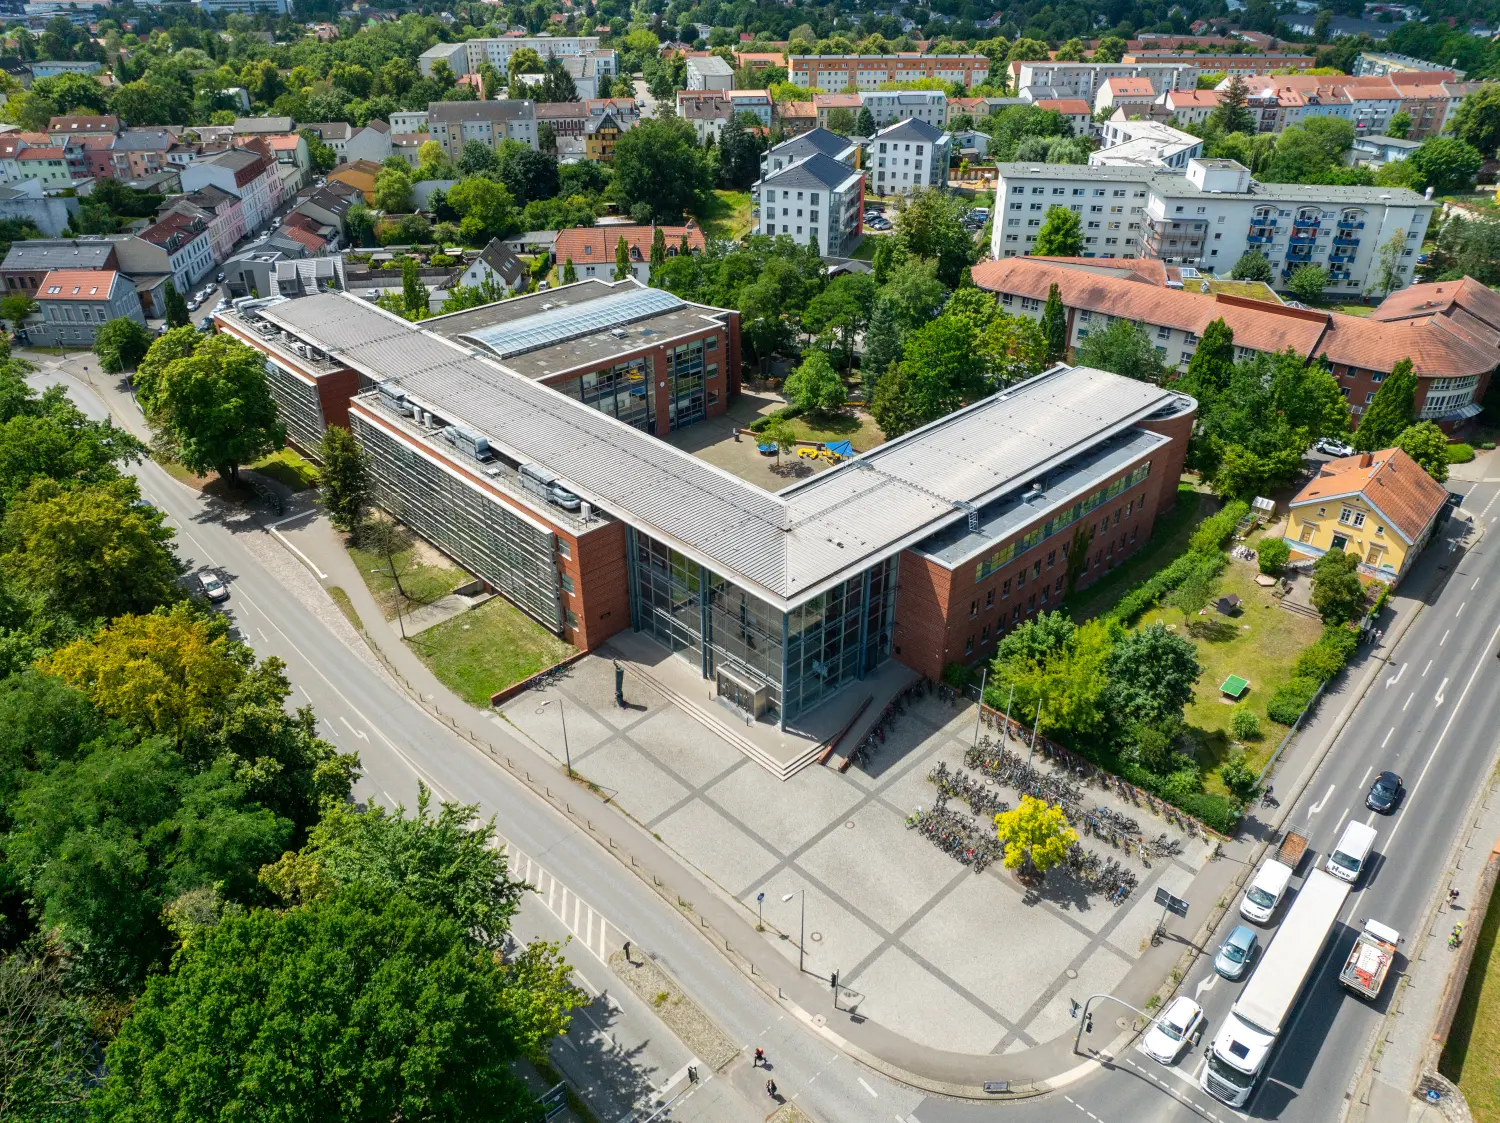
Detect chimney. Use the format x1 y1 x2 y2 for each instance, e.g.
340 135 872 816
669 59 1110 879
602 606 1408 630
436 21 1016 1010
1358 451 1373 468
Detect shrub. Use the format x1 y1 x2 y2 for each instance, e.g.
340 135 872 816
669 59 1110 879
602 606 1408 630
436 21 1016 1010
1111 550 1227 626
1447 442 1475 463
1178 791 1240 833
1481 441 1495 451
1229 707 1260 741
1219 751 1260 802
1292 624 1359 685
942 661 970 689
1266 675 1320 725
1187 499 1250 555
1257 537 1290 575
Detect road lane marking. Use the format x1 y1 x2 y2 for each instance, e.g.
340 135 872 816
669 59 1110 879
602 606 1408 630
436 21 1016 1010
1195 974 1217 999
269 526 328 579
1310 784 1335 813
858 1076 879 1098
1440 631 1449 647
1457 602 1467 617
1332 807 1350 838
339 716 370 741
1359 766 1372 788
1475 577 1483 590
1424 659 1434 674
1366 812 1377 826
1403 691 1414 711
1435 677 1450 705
1381 727 1394 748
1384 620 1500 855
1386 663 1404 688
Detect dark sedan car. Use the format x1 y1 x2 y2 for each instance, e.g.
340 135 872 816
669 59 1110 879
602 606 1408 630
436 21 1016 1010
1366 770 1404 814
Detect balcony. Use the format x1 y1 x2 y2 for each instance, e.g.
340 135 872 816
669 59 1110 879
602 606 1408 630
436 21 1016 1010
1333 236 1359 249
1247 234 1273 244
1337 219 1365 230
1289 234 1317 246
1329 253 1354 264
1250 218 1278 229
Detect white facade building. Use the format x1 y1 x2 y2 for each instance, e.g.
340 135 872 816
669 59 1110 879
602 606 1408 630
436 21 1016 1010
1017 61 1193 101
867 118 952 197
860 90 947 128
754 152 865 258
1093 116 1203 169
417 37 607 79
989 158 1434 297
685 55 735 91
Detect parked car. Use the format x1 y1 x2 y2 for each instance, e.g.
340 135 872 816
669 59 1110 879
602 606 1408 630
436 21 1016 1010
1215 924 1259 980
187 299 200 311
216 271 226 282
366 289 380 300
1315 437 1355 458
198 571 229 602
1140 996 1203 1065
1366 770 1404 814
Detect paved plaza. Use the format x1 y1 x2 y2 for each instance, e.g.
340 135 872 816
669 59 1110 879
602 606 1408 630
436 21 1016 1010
498 656 1216 1055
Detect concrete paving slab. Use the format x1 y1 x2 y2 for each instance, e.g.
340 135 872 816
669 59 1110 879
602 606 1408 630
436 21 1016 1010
627 706 748 789
841 710 948 789
794 799 958 931
743 870 887 982
848 944 1007 1054
558 654 668 731
705 759 865 856
654 798 781 898
502 684 617 758
876 740 970 813
903 871 1090 1024
1109 861 1198 958
567 737 691 824
1025 943 1133 1049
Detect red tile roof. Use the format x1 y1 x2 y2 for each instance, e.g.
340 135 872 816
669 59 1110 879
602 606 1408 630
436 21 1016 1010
1103 77 1155 96
1290 448 1448 544
1031 98 1092 115
553 223 706 266
37 270 117 300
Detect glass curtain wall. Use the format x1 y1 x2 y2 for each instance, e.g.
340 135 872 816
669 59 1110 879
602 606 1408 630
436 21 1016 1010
631 531 898 725
666 340 706 430
552 357 653 432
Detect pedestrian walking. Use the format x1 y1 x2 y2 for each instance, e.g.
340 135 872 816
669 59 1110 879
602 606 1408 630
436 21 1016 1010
1450 889 1461 907
766 1079 777 1099
753 1048 765 1067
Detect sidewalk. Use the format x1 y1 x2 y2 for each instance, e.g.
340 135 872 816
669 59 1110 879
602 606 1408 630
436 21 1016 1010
52 342 1487 1101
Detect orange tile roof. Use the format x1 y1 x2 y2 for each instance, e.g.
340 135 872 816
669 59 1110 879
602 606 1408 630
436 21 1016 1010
553 223 706 266
812 93 862 109
1290 448 1448 544
781 101 816 118
1164 89 1220 107
1315 314 1497 381
18 147 66 160
37 270 117 300
1103 77 1155 96
1369 276 1500 332
1031 98 1092 115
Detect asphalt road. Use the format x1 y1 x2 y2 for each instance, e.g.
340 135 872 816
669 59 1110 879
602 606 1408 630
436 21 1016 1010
908 476 1500 1123
34 365 925 1123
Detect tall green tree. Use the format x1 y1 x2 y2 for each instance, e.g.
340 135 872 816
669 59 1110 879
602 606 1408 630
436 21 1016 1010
611 116 711 222
803 272 876 372
1040 282 1067 363
1230 250 1273 282
649 225 667 278
1394 420 1450 482
318 426 372 536
1311 547 1365 623
1408 137 1484 196
1076 318 1168 384
135 332 285 485
1094 36 1128 63
1450 83 1500 158
0 950 96 1120
1353 358 1416 451
401 257 426 319
1032 206 1082 257
1386 110 1411 139
92 317 152 374
1207 74 1254 135
1288 263 1330 303
871 315 987 437
89 887 565 1122
162 280 189 329
894 188 974 288
782 349 846 414
855 105 876 137
1103 623 1202 728
613 236 631 281
1181 318 1234 398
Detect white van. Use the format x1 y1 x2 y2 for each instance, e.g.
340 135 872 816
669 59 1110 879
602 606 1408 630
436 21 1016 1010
1241 859 1295 924
1326 821 1378 884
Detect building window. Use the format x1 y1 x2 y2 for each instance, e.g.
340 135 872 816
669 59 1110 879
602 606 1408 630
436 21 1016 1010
556 539 571 559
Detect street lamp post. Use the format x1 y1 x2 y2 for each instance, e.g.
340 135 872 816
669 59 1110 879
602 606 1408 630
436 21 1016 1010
1027 697 1042 764
1000 683 1014 751
537 697 572 777
782 890 805 972
971 666 988 747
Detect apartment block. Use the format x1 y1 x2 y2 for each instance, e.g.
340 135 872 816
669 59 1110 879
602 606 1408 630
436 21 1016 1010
418 37 607 78
989 158 1433 295
790 53 988 91
867 118 952 197
426 100 538 159
860 89 947 128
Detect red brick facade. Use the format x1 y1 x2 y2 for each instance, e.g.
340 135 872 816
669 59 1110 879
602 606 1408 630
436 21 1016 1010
561 519 631 650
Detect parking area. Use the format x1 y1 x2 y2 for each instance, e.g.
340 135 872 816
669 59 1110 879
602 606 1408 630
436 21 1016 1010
500 656 1218 1056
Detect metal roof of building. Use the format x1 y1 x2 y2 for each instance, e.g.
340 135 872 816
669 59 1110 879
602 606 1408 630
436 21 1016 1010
254 289 1184 606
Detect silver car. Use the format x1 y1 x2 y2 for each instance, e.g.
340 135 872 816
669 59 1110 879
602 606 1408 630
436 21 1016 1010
198 571 229 602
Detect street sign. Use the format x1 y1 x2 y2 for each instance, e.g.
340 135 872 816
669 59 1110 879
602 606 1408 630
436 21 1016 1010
539 1081 568 1120
1154 887 1190 918
983 1081 1011 1094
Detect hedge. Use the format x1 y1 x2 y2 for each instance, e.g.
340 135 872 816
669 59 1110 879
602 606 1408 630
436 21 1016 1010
747 403 806 433
1111 549 1227 626
1186 499 1250 554
1292 624 1359 683
1119 760 1241 834
1447 442 1475 463
1267 675 1321 725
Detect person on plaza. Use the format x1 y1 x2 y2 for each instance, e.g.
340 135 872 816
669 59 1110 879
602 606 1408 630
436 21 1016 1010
766 1079 777 1098
753 1048 765 1067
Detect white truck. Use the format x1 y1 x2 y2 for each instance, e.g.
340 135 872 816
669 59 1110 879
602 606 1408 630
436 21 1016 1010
1201 869 1350 1107
1339 919 1400 1000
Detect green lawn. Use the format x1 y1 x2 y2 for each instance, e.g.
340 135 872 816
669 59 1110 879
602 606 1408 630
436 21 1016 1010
1066 484 1220 622
848 236 880 261
1326 302 1375 317
702 190 754 241
1205 280 1280 303
249 447 320 491
405 597 575 706
349 535 472 621
1441 857 1500 1123
786 407 885 452
1138 557 1324 785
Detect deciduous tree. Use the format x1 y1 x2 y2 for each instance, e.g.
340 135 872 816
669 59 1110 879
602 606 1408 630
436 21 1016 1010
611 116 711 222
1076 317 1168 384
893 188 974 288
1032 205 1082 257
92 316 152 374
1104 623 1202 727
1451 82 1500 157
994 795 1078 878
1181 317 1234 398
1311 546 1365 623
162 280 189 329
1394 420 1450 482
1230 249 1273 282
783 349 846 415
319 426 372 536
1408 136 1484 196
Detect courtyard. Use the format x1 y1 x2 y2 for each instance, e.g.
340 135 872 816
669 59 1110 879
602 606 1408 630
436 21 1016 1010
498 654 1217 1056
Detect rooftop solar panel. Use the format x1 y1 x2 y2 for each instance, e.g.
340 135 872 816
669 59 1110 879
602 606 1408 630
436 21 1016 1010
458 287 684 358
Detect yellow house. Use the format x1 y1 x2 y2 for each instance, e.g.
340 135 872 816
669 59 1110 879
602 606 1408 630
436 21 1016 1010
584 113 622 162
1285 447 1449 584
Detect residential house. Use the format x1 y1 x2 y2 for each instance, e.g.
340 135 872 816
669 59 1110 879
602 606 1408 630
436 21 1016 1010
278 210 340 254
391 133 431 167
761 128 858 176
586 97 638 131
286 181 360 239
754 151 866 257
1284 448 1448 583
584 111 624 162
302 120 392 164
426 100 537 160
454 237 525 292
110 128 175 179
16 146 71 187
676 92 735 142
1095 76 1157 114
553 222 706 282
1028 98 1095 135
417 35 603 78
136 210 215 291
163 185 245 265
860 90 946 129
868 118 951 197
775 101 817 135
180 146 280 233
232 116 296 136
29 269 145 346
725 90 773 127
2 238 118 293
47 114 118 144
1158 89 1220 127
1093 117 1203 169
63 134 115 180
536 101 588 138
812 92 861 130
390 110 429 134
1352 134 1424 165
326 159 381 203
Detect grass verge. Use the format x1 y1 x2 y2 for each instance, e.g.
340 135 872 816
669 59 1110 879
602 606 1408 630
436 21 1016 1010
1066 484 1220 622
249 447 320 491
1441 868 1500 1121
702 189 754 241
349 536 472 621
785 407 885 452
403 596 574 706
326 586 363 632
